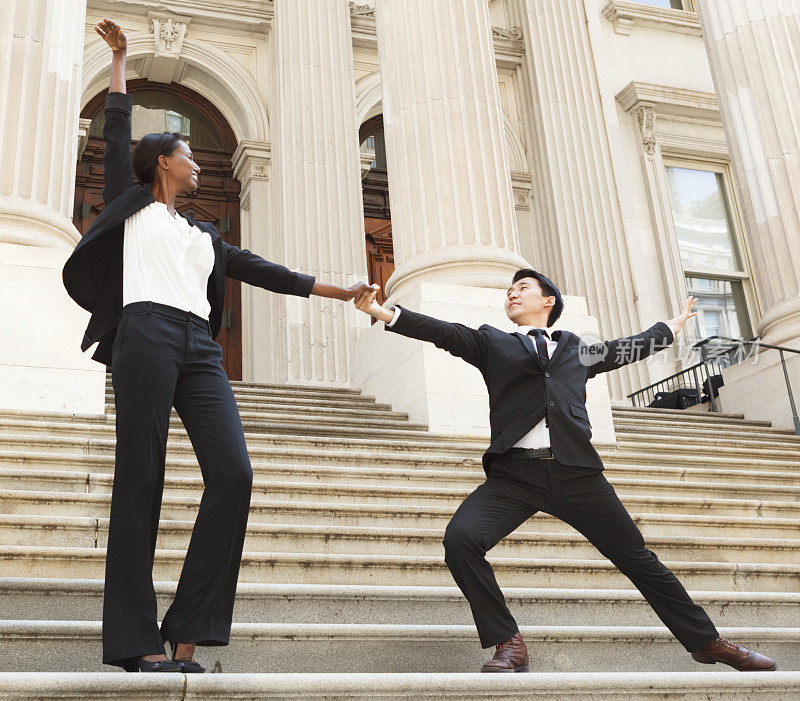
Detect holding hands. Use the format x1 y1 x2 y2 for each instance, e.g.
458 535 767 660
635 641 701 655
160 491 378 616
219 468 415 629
354 285 394 324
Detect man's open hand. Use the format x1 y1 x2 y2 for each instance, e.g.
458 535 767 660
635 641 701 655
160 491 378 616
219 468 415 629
667 296 699 335
354 285 394 323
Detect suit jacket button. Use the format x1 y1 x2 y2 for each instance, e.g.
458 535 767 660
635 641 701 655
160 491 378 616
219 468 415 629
548 400 555 407
545 372 551 378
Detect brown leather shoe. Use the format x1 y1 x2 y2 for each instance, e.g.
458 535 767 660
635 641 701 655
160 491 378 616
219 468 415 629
480 631 530 672
691 636 777 671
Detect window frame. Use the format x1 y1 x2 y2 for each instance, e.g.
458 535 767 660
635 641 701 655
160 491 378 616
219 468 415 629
661 156 758 341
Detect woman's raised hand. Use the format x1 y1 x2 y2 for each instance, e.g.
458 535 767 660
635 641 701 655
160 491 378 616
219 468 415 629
95 18 127 53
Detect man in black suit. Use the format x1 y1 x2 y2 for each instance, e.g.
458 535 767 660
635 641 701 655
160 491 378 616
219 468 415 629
353 269 777 673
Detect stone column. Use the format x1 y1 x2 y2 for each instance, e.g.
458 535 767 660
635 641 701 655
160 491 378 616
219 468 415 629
233 140 273 384
697 0 800 346
269 0 369 386
375 0 528 298
507 0 657 400
351 0 613 444
0 1 105 414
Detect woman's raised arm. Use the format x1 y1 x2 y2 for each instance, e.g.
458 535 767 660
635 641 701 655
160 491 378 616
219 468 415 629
94 19 135 203
96 18 127 93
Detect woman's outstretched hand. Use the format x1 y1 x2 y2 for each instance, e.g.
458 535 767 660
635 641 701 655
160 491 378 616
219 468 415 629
95 18 127 53
310 281 379 301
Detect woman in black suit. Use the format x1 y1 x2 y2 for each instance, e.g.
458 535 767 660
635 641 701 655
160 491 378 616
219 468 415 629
63 19 374 673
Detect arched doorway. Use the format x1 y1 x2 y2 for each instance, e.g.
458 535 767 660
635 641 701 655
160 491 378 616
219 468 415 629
74 80 243 380
360 115 394 310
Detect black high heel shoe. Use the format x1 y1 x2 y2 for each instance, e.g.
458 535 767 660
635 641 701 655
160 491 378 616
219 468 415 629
168 641 205 673
121 656 182 673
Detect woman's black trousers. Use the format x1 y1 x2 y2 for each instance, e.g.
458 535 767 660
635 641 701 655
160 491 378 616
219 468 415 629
103 301 253 668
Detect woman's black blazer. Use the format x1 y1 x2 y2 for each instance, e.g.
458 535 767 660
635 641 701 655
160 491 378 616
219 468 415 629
63 92 315 366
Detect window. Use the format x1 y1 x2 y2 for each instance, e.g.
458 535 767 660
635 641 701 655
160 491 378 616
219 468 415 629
627 0 685 9
664 164 753 344
363 127 387 170
89 91 223 149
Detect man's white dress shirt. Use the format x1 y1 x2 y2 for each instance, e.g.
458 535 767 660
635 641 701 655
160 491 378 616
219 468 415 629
123 201 214 319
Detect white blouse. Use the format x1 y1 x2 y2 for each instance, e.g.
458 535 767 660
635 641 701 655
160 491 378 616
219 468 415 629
122 201 214 319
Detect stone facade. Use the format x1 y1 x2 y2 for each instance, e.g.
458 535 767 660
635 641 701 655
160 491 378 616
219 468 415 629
2 0 794 435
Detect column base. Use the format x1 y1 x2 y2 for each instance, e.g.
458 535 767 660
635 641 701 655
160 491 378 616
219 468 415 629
0 242 106 415
351 281 616 444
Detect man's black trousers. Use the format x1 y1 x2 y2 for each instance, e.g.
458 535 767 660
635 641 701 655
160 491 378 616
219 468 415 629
103 301 253 668
443 453 719 651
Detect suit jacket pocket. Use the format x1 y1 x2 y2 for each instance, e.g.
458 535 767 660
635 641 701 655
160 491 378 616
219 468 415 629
569 403 591 426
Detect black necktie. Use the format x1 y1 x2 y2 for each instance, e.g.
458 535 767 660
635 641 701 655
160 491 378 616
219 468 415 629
527 328 550 368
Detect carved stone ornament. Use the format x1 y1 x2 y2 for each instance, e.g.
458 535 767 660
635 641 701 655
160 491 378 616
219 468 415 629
636 104 657 157
491 26 523 41
349 2 375 19
248 160 270 182
513 188 530 211
148 12 191 59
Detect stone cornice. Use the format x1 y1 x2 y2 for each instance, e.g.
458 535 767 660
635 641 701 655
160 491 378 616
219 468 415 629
616 81 727 158
616 81 718 118
349 5 523 66
232 139 271 190
602 1 701 37
87 0 272 32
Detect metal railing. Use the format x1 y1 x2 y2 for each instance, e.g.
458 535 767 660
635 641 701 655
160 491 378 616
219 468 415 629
627 336 800 436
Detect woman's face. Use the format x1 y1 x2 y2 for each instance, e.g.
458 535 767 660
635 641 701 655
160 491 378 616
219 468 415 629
159 140 200 193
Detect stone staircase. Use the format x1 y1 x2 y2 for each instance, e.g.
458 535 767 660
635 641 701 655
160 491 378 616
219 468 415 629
1 377 799 698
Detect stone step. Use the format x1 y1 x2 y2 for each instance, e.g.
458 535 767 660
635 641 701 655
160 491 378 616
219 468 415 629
6 451 800 491
2 466 800 507
2 545 798 590
9 416 800 455
3 671 800 701
106 377 364 394
615 439 800 461
2 514 798 565
611 405 766 424
0 415 436 442
3 488 800 532
104 393 398 410
5 577 799 628
0 431 488 458
2 621 798 673
6 433 800 476
614 421 800 445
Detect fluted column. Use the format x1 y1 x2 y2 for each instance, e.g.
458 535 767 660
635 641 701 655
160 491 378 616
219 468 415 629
0 0 85 246
374 0 528 298
697 0 800 346
269 0 369 386
0 1 105 415
507 0 652 400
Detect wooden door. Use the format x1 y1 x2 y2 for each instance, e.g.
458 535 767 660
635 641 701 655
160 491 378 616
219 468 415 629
365 218 394 324
74 82 243 380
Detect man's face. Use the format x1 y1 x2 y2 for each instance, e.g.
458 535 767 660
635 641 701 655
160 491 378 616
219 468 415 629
504 277 555 325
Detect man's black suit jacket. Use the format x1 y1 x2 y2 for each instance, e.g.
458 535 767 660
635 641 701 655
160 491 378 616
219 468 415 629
386 306 674 473
62 92 316 366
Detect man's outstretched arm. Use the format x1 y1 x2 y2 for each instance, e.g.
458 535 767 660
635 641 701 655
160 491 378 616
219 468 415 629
586 296 698 378
353 287 490 371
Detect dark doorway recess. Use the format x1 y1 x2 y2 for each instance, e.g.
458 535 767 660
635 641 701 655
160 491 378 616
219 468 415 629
75 80 242 379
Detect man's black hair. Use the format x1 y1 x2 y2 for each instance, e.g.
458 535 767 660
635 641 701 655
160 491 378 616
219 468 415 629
511 268 564 327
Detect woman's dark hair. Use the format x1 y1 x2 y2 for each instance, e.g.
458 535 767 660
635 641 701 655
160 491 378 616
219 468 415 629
131 132 185 185
512 268 564 327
